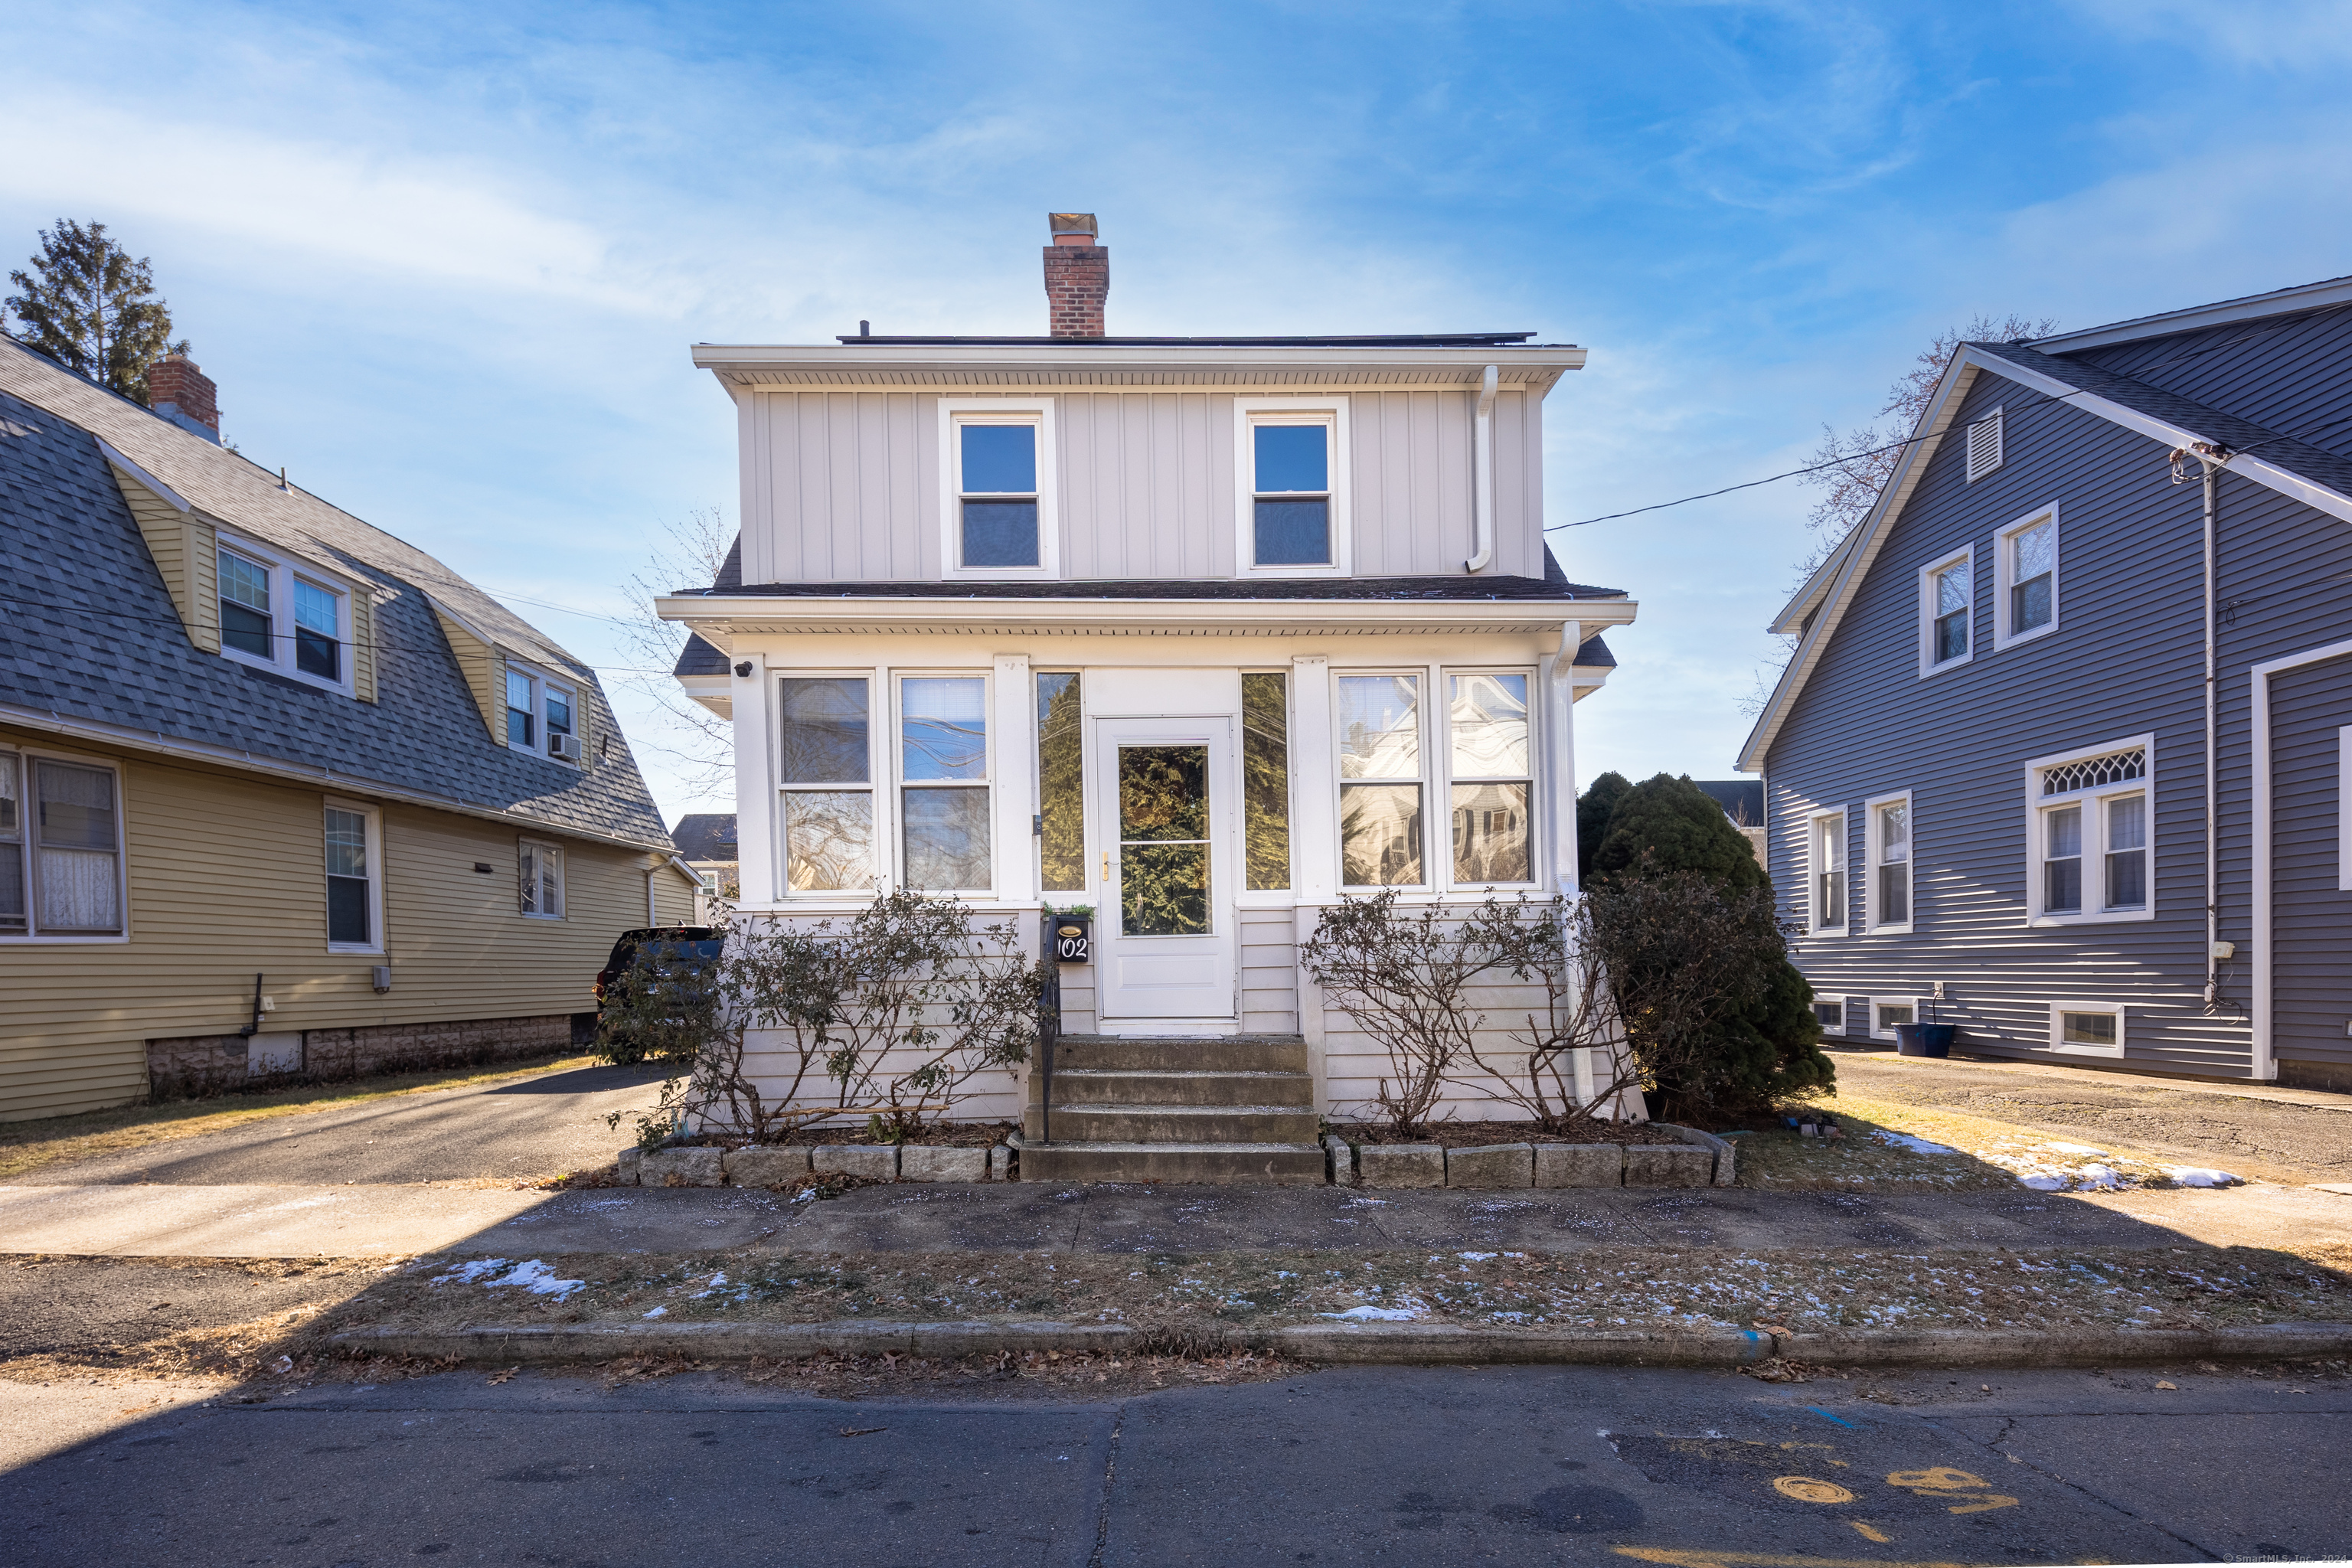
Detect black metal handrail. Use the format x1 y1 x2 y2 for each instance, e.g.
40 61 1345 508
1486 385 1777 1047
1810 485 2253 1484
1037 913 1061 1145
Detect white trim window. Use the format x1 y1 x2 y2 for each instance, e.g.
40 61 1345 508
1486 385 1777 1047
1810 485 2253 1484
1446 671 1534 887
1994 507 2059 648
502 663 581 763
779 674 877 893
2048 1001 2125 1058
1236 397 1350 576
2026 736 2154 925
1869 997 1920 1041
324 799 383 953
897 674 993 893
1919 547 1975 674
216 534 354 694
1812 999 1845 1034
1866 791 1913 932
1965 406 2004 482
1338 673 1425 887
1808 808 1847 933
939 400 1057 577
0 748 127 940
519 838 565 920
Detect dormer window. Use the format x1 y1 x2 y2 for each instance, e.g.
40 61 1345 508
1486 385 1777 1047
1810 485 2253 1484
215 536 351 694
506 669 537 748
504 665 581 763
939 400 1057 577
1236 399 1349 575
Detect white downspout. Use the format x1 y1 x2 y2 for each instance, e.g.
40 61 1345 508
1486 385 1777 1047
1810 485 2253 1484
1465 364 1499 573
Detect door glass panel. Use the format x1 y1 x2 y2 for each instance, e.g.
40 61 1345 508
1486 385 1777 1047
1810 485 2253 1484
1119 743 1210 936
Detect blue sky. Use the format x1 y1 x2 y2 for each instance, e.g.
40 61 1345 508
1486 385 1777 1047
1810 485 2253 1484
6 1 2348 826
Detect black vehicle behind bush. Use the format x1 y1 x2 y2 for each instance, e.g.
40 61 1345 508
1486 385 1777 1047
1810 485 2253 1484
594 926 724 1064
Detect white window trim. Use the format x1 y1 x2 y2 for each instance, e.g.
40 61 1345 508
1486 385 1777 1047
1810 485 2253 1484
518 835 566 920
0 743 130 944
1807 807 1848 936
2047 1000 2127 1058
1992 505 2060 650
1811 998 1847 1034
1965 406 2004 482
1868 996 1923 1042
938 398 1059 580
1233 667 1296 909
215 531 357 697
1335 665 1433 891
2022 732 2157 927
1864 789 1914 936
323 796 384 956
1438 665 1541 893
774 668 883 901
1235 396 1352 578
501 658 581 764
1916 545 1976 678
2341 726 2352 893
891 668 998 897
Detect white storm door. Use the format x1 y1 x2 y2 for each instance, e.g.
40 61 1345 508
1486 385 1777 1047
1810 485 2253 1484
1093 715 1237 1024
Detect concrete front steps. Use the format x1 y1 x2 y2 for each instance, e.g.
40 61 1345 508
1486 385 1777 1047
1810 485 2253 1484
1020 1034 1327 1184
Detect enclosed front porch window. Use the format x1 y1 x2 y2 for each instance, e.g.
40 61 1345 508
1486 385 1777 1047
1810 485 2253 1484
779 676 874 892
1447 672 1532 885
900 675 991 891
1338 674 1423 887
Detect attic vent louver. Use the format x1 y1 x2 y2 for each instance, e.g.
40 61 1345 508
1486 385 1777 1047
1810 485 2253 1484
1965 408 2004 482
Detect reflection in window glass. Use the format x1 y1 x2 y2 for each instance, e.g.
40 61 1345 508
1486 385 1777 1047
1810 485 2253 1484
34 760 120 934
544 686 573 747
780 678 873 892
2104 794 2146 910
2044 805 2082 913
520 840 564 918
903 788 991 890
783 792 874 891
782 679 871 783
1241 673 1290 891
2062 1011 2117 1046
1449 674 1530 884
219 549 273 658
901 678 988 779
901 676 989 890
1253 423 1331 566
294 580 341 681
1341 782 1423 887
0 754 24 930
1119 743 1210 936
1338 676 1418 779
1449 675 1529 776
1812 815 1844 929
1037 674 1084 893
326 808 370 946
1932 558 1971 663
505 669 535 748
2011 520 2053 634
1340 675 1423 887
1875 801 1909 926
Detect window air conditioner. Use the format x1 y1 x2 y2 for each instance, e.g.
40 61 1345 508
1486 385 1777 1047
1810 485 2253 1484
550 732 583 763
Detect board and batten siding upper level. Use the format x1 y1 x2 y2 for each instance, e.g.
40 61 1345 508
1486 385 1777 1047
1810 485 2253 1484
735 387 1544 586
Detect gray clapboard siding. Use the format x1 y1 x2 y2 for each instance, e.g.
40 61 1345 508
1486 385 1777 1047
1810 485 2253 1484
1238 906 1299 1034
2269 652 2352 1068
1762 352 2352 1079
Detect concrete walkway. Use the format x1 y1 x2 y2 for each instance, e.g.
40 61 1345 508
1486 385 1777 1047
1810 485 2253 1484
5 1178 2347 1259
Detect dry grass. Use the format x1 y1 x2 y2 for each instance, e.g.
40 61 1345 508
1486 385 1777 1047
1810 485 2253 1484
0 1054 599 1183
1736 1092 2223 1193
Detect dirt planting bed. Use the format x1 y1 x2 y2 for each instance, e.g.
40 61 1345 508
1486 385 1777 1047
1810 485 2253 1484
1337 1120 1687 1148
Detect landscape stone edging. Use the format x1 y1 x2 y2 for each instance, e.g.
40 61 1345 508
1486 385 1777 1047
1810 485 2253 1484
330 1318 2352 1370
616 1140 1019 1186
1344 1133 1716 1189
1653 1123 1737 1187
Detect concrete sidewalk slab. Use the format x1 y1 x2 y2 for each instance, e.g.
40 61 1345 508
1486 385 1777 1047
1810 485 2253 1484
0 1184 557 1258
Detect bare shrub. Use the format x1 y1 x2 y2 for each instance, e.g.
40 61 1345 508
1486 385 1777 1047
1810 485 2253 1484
599 891 1044 1145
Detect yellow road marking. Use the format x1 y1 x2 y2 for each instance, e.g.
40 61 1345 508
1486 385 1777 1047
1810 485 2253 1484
1886 1468 1991 1493
1773 1476 1857 1504
1851 1523 1893 1544
1947 1494 2020 1515
1615 1550 1974 1568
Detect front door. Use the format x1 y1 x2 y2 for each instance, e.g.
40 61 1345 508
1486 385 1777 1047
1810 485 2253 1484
1093 715 1237 1027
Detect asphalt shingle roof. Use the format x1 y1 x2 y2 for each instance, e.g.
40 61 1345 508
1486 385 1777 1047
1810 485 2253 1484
0 336 670 848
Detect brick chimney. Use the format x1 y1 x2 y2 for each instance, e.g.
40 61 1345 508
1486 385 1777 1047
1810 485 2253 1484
149 354 220 443
1043 212 1107 338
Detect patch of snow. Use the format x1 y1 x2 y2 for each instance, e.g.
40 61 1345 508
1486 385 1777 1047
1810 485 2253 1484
498 1260 587 1298
2074 1165 2123 1190
1344 1198 1388 1207
1319 1305 1423 1322
642 1307 667 1318
2017 1174 2068 1191
1459 1252 1498 1262
1872 1131 1959 1155
2167 1168 2239 1188
432 1258 514 1286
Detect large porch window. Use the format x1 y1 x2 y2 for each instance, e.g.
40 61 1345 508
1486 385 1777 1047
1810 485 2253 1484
900 675 991 891
1338 674 1423 887
779 676 875 892
1335 666 1540 891
1448 672 1532 885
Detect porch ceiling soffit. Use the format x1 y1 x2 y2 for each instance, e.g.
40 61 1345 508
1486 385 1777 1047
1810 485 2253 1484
689 343 1584 394
655 593 1638 647
1736 342 2352 773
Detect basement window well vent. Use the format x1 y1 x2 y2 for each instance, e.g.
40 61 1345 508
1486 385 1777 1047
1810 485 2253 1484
1965 408 2004 482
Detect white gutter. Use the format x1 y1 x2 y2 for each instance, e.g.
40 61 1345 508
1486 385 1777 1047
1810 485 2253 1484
655 593 1638 642
1465 364 1499 573
2249 633 2352 1082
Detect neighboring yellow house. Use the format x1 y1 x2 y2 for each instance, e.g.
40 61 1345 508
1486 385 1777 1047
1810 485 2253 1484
0 338 701 1121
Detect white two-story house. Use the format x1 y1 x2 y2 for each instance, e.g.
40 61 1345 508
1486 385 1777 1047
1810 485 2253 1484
659 214 1637 1180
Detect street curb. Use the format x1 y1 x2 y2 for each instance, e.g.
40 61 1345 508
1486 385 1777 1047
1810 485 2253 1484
330 1318 2352 1369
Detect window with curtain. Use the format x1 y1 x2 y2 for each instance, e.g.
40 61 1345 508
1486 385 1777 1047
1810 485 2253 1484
2043 804 2083 913
1036 672 1085 893
519 839 564 919
2104 794 2148 910
34 760 121 935
1448 672 1532 885
325 807 371 947
2032 742 2151 922
1241 672 1291 891
0 753 24 933
1338 675 1423 887
900 676 990 890
779 677 874 892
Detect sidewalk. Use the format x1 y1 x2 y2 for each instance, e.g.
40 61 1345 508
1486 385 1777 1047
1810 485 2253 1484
5 1177 2349 1259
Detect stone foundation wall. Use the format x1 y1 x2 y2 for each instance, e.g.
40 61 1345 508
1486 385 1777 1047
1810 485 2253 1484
146 1012 595 1100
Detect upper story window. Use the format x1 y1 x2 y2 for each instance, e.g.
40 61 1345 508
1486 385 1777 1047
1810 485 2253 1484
1919 548 1974 674
1808 809 1846 933
217 537 351 694
0 749 126 940
899 675 991 892
1995 508 2058 647
2027 737 2153 925
779 675 875 893
503 665 581 763
1236 399 1349 576
1867 792 1911 930
940 400 1056 577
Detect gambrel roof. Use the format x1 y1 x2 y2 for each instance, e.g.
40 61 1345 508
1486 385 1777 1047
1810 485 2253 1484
1738 286 2352 773
0 333 672 850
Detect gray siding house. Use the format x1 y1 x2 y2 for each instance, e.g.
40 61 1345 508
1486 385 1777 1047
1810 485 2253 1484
1741 276 2352 1088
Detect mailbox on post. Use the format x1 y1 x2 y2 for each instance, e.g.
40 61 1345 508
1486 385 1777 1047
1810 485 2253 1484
1051 914 1092 964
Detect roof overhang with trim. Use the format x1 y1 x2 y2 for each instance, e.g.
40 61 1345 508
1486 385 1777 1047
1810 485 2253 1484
1736 341 2352 773
689 342 1586 394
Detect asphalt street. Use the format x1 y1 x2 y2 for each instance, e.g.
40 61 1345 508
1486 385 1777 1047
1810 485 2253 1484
1835 1050 2352 1187
4 1362 2345 1565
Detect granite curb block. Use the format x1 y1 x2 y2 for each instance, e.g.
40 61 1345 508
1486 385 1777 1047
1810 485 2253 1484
616 1142 1017 1186
1655 1123 1737 1187
330 1318 2352 1370
1322 1134 1355 1187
